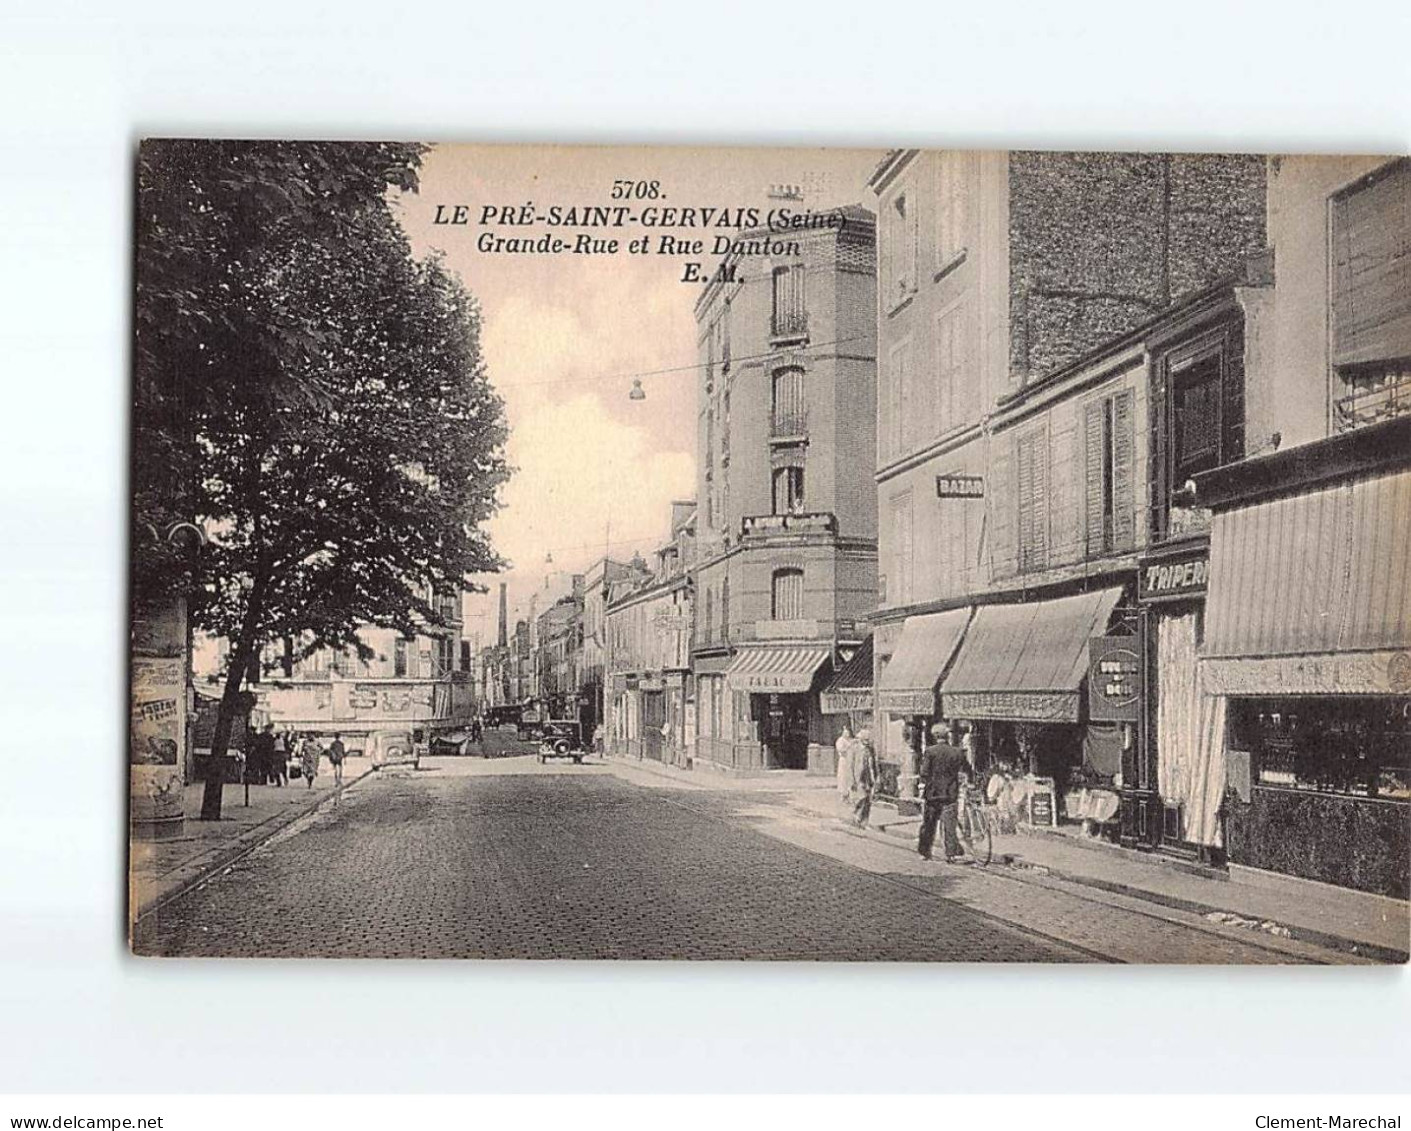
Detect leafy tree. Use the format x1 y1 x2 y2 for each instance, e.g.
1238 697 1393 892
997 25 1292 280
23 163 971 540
133 142 508 819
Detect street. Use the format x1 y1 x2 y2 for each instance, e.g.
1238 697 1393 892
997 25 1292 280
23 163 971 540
134 757 1316 963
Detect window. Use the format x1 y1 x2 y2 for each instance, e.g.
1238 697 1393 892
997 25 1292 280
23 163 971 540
460 640 472 671
1150 326 1244 542
935 151 969 268
703 587 714 645
1228 697 1411 802
771 264 807 338
886 190 917 307
890 492 914 605
1084 388 1136 556
885 340 910 460
1172 354 1222 482
935 303 965 434
1331 158 1411 432
772 465 805 514
771 568 805 621
771 366 806 436
394 638 408 677
720 575 730 640
1015 428 1049 573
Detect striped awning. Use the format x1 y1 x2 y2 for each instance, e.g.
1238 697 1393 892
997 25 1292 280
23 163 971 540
821 636 873 714
1202 466 1411 695
941 588 1124 721
876 608 971 715
725 646 831 694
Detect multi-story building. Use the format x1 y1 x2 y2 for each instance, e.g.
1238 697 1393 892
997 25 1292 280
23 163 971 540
1183 156 1411 898
606 507 695 764
253 585 469 748
868 150 1268 806
535 586 583 720
579 556 644 740
691 206 878 773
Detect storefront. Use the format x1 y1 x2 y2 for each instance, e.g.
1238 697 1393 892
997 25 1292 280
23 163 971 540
723 645 832 770
1194 417 1411 898
939 587 1127 830
874 608 971 803
1128 538 1220 852
819 636 874 774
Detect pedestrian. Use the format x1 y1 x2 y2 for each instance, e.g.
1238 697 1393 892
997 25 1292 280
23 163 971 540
834 722 855 815
917 722 974 862
851 727 879 828
299 733 321 788
327 734 346 786
251 723 277 786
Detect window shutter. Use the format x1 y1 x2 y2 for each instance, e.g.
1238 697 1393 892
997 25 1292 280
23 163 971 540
1016 430 1049 573
1083 399 1106 558
1150 368 1169 542
990 439 1015 579
1111 388 1136 551
1331 159 1411 368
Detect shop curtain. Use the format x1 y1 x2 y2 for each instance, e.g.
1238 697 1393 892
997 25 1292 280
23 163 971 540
1156 611 1228 846
1082 723 1124 777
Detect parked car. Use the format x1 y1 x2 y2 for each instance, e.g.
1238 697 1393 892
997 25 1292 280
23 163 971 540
367 728 419 770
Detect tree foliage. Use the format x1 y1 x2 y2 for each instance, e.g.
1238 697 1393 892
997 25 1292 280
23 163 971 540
133 141 509 815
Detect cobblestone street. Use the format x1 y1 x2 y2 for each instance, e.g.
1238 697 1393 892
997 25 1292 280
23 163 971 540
133 757 1317 962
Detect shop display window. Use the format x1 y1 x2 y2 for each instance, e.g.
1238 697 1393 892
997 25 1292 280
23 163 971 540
1227 697 1411 801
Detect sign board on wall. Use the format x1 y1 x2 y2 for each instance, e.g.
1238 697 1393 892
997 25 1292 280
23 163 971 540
1138 545 1209 603
935 474 984 499
1087 636 1142 722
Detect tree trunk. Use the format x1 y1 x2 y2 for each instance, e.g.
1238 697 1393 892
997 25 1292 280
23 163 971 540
200 571 269 821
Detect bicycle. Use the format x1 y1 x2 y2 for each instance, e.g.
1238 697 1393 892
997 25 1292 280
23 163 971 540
954 781 993 867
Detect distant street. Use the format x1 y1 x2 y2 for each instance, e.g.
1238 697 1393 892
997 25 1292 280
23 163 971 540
135 756 1311 963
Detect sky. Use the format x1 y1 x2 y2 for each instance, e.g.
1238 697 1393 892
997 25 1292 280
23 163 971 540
395 144 885 644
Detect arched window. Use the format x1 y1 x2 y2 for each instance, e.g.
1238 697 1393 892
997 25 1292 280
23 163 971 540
771 569 804 621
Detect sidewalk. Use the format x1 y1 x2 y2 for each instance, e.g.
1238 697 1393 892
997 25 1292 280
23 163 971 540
784 789 1410 962
600 750 835 793
128 757 374 923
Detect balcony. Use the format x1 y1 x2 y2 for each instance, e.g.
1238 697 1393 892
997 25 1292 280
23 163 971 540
770 309 808 344
770 409 808 440
740 512 837 538
1335 366 1411 433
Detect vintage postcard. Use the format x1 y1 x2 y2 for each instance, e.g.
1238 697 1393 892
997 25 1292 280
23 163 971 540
128 142 1411 962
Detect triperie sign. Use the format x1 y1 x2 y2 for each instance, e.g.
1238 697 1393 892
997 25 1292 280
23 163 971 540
1138 545 1210 603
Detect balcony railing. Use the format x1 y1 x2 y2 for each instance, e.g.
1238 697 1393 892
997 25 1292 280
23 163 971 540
740 512 837 537
1334 367 1411 433
771 310 808 341
770 410 808 438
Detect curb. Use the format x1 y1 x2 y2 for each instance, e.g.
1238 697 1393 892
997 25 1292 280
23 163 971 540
130 766 376 926
848 808 1407 963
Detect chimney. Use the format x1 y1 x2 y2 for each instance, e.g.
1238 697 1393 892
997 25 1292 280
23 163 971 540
497 582 508 648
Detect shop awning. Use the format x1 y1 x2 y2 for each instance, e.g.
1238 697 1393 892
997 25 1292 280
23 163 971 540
821 636 873 714
877 608 971 714
940 587 1125 721
725 646 831 694
1202 466 1411 695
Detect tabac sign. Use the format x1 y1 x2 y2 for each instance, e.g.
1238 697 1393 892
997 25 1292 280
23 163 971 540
1087 636 1142 722
1138 545 1209 603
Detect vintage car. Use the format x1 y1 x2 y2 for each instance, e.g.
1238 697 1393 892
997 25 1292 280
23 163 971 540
366 728 421 770
537 720 585 764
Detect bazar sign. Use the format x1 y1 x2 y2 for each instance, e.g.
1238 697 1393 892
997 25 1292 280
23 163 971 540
1139 547 1209 602
1088 636 1142 722
935 474 984 499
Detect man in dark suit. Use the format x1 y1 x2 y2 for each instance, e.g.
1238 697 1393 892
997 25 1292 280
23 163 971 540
917 723 973 861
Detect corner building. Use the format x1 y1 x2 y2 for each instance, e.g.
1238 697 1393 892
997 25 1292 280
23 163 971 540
691 207 878 772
